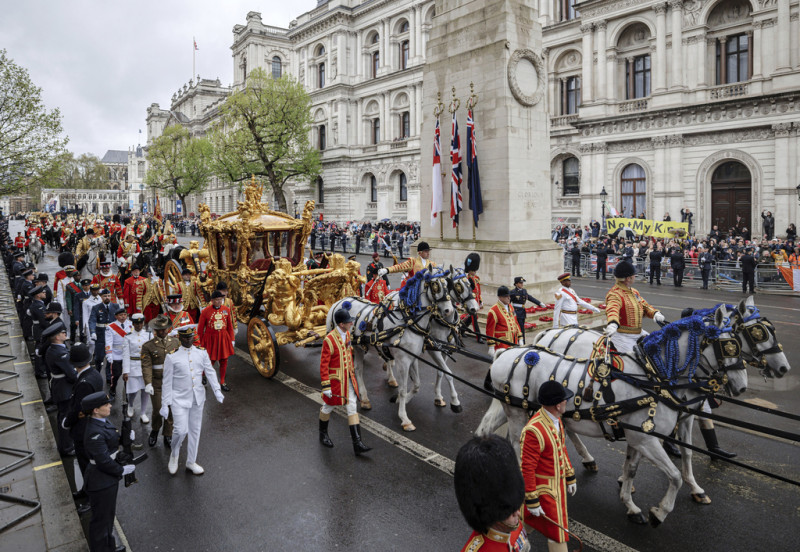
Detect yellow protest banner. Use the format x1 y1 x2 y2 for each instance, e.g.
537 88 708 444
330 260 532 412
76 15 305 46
605 217 689 238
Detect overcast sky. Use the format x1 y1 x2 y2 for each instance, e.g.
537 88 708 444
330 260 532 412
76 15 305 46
1 0 318 158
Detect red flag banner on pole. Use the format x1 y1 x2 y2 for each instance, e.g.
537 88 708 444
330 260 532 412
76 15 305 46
450 112 463 227
154 194 163 222
431 117 443 227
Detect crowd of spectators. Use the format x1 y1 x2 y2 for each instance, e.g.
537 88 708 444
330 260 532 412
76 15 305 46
308 220 420 258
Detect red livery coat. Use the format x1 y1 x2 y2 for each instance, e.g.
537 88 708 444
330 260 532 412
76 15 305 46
92 273 123 303
485 302 521 349
365 277 389 303
520 409 576 543
319 329 359 406
197 304 235 361
460 525 529 552
122 275 147 314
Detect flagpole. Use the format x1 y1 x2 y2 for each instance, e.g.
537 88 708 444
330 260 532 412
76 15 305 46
449 86 461 242
440 171 446 240
192 36 196 80
467 82 479 242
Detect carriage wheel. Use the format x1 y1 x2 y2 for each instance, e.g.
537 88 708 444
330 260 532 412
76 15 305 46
163 259 183 295
247 317 280 378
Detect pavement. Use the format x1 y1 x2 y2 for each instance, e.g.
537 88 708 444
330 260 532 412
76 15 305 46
5 220 800 551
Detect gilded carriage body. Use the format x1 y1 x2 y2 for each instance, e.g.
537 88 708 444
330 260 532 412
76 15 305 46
196 176 364 377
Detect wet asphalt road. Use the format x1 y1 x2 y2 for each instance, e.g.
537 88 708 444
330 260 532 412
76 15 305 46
20 221 800 552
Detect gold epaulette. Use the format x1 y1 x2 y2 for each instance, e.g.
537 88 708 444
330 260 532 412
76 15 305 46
464 534 484 552
167 347 179 354
195 346 205 350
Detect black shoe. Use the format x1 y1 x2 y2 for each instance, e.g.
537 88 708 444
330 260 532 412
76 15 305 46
221 383 230 392
202 375 207 386
662 440 682 458
35 373 49 380
60 448 76 458
45 404 57 413
350 424 371 456
43 398 54 406
115 545 126 552
319 419 334 448
72 489 87 500
108 391 115 401
77 502 91 515
163 435 172 449
148 431 157 447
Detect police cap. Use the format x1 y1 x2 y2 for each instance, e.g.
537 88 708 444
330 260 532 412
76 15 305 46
45 302 63 314
513 276 526 285
28 285 47 297
80 391 111 411
99 289 110 296
42 321 66 339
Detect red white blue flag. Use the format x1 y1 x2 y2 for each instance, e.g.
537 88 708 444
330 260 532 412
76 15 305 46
431 118 443 227
450 112 463 227
466 109 483 227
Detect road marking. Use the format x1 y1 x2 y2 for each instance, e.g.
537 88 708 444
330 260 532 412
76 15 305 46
235 349 640 552
14 361 31 365
33 460 62 472
115 517 132 551
21 399 42 405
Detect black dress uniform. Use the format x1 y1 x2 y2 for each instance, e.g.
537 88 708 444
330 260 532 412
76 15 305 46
82 392 125 552
44 322 77 455
89 298 112 374
569 245 582 276
649 249 664 285
65 345 105 476
595 244 608 280
509 279 543 344
740 250 757 294
670 249 685 287
28 287 47 347
698 251 714 289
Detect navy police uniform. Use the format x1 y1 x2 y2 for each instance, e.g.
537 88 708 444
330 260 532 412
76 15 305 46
44 323 77 455
509 279 542 344
89 297 112 374
65 346 105 476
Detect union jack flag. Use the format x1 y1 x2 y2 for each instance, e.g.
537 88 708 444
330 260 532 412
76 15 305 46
450 112 463 227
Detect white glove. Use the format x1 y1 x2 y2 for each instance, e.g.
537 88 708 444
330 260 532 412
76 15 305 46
593 306 601 313
568 483 577 496
604 323 618 337
91 333 97 341
122 465 136 475
129 430 135 441
654 312 666 324
527 505 544 517
488 346 495 357
159 406 169 419
144 384 154 395
322 389 332 399
215 393 224 403
232 341 236 349
377 268 388 277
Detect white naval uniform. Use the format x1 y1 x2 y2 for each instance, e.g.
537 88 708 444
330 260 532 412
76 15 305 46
82 295 102 353
552 285 600 328
161 346 223 465
122 329 152 394
104 320 133 360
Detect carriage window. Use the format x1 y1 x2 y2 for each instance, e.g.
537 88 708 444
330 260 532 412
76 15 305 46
228 234 238 267
248 234 273 271
271 231 290 259
216 235 227 269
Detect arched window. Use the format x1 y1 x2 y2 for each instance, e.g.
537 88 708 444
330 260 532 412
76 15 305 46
562 77 581 115
621 164 646 218
272 56 282 79
318 63 325 88
318 125 326 150
562 157 580 195
372 51 380 78
399 173 408 201
317 45 326 56
400 111 410 138
372 118 381 144
317 177 324 204
400 40 409 70
400 21 409 33
371 33 379 45
370 175 378 202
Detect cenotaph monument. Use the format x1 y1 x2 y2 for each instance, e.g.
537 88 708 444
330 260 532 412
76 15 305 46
420 0 562 297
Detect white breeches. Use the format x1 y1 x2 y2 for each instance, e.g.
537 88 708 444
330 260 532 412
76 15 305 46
320 380 358 417
611 330 648 354
171 400 204 464
558 313 578 327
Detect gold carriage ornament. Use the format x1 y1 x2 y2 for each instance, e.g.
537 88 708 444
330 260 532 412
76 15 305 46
195 175 364 378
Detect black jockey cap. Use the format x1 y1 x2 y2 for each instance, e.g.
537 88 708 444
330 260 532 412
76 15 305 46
538 380 575 406
681 308 695 318
45 302 63 314
334 309 353 325
614 261 636 279
454 435 525 534
216 281 228 291
211 290 224 299
28 285 47 297
181 269 192 276
42 321 66 339
497 286 510 297
417 241 431 252
347 255 357 261
70 344 93 367
465 252 480 272
81 391 111 411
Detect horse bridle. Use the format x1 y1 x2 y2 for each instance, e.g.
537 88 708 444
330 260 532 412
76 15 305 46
731 308 784 376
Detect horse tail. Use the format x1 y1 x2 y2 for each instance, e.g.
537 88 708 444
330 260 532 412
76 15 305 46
475 399 508 438
76 254 88 272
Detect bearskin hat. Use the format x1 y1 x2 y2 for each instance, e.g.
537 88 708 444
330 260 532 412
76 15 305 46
57 251 75 268
613 261 636 279
113 214 121 223
454 435 525 534
123 216 131 225
464 252 481 272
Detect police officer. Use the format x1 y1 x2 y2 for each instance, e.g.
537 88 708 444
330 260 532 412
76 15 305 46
649 243 664 285
509 277 543 346
10 250 25 281
141 315 179 448
15 268 35 318
44 321 77 456
89 289 112 376
670 246 686 287
595 242 608 280
81 391 134 552
741 247 757 294
569 242 582 277
28 285 49 380
697 245 714 290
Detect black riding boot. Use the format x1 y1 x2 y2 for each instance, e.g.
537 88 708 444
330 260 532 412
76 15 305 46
319 419 334 448
700 427 736 459
662 439 682 458
349 424 371 456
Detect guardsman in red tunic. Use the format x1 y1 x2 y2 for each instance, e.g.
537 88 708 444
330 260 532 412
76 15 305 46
122 266 147 315
604 261 665 354
14 232 26 250
365 276 389 303
521 382 577 552
197 291 235 392
455 435 530 552
318 308 371 456
378 241 436 288
92 262 123 304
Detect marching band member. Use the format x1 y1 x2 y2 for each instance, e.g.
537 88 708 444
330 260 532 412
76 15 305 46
92 261 123 304
104 304 132 400
552 273 600 329
160 326 224 475
122 313 152 423
603 261 665 354
122 265 147 315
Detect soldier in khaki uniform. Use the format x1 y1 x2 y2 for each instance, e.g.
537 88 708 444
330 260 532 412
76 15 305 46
141 314 179 448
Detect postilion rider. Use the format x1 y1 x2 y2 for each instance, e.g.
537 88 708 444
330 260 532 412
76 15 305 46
377 241 435 287
603 261 665 354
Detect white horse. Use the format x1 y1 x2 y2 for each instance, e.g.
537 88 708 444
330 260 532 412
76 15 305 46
27 239 43 265
727 296 792 378
327 268 456 431
77 236 108 281
477 306 747 526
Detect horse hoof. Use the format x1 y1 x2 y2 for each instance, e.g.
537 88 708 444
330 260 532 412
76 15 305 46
648 510 662 528
691 493 711 505
389 394 398 404
402 423 416 432
627 512 647 525
360 400 372 410
450 404 462 413
582 461 598 472
387 379 398 388
434 398 446 407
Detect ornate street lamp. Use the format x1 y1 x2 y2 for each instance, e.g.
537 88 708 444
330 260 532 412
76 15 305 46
600 186 608 231
293 199 298 218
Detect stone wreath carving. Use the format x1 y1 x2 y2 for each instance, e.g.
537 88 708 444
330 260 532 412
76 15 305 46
507 48 546 107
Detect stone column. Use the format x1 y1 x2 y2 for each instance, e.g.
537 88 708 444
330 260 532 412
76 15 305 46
380 20 387 72
560 78 567 115
417 8 425 60
540 0 550 24
698 36 709 87
356 98 363 144
719 36 727 84
581 23 594 103
596 21 607 100
670 0 683 89
384 19 391 71
606 51 616 100
410 84 417 135
626 57 635 98
356 32 363 78
409 6 417 62
654 3 667 92
747 30 754 79
652 135 667 217
326 42 332 86
752 22 763 78
777 0 791 71
337 33 346 79
771 123 790 230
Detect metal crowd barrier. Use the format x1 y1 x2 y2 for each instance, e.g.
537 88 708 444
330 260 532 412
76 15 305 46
563 254 795 293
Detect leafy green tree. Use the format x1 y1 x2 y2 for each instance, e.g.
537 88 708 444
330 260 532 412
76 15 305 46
209 69 320 213
0 49 68 195
145 124 214 209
